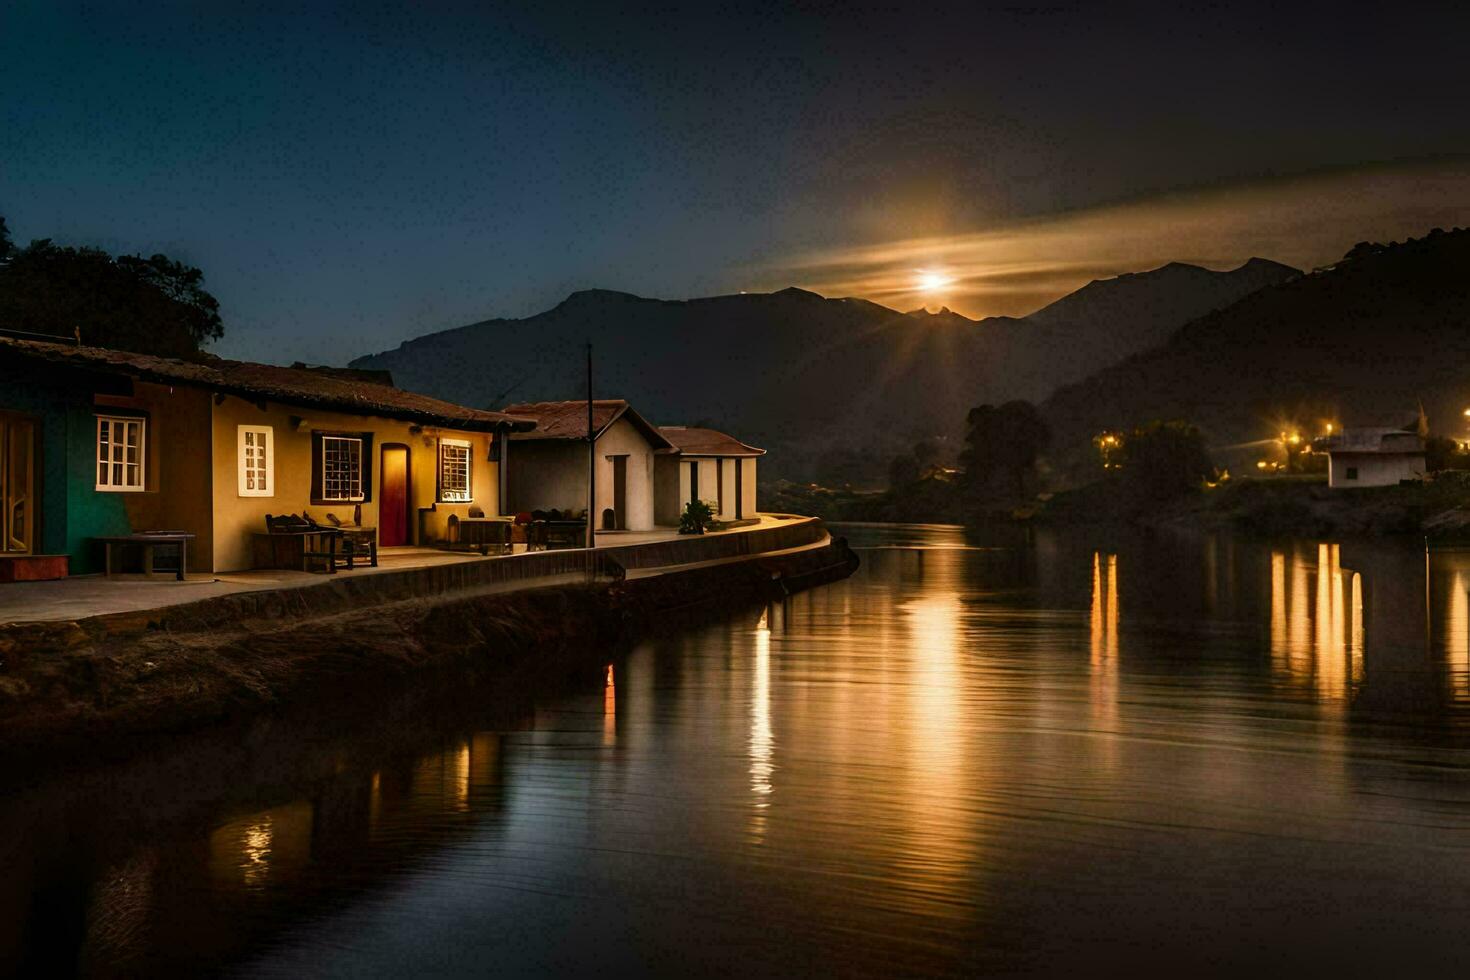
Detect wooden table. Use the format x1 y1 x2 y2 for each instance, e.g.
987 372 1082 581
542 520 587 550
331 525 378 567
449 516 513 555
251 529 341 573
95 532 196 581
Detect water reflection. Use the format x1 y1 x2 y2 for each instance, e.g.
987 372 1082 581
1267 543 1363 700
750 608 774 841
1089 552 1119 732
9 526 1470 975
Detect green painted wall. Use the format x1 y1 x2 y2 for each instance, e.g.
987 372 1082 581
0 362 131 574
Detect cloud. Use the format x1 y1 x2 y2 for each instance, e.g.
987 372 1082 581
760 157 1470 319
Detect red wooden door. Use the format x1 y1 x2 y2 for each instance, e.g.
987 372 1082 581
380 446 409 546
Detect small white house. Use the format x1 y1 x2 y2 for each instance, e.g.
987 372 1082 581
655 426 764 525
1317 427 1426 488
501 400 676 531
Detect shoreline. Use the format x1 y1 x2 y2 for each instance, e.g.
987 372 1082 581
0 536 859 772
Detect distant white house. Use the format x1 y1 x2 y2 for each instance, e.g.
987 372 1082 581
1316 426 1426 487
655 426 764 525
501 400 676 531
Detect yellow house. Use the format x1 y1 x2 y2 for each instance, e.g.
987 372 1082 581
0 337 534 574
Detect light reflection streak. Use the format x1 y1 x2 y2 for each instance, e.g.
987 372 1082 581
749 609 773 842
1267 544 1362 701
1089 552 1119 737
603 664 617 747
1448 571 1468 700
900 567 969 897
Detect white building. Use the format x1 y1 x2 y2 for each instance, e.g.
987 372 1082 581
501 400 675 531
655 426 764 525
1317 427 1426 488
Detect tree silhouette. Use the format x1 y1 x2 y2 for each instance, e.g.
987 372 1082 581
0 220 223 357
960 400 1051 501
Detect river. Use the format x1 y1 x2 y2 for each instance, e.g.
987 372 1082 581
6 523 1470 976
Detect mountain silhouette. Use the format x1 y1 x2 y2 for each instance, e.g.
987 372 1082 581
351 259 1297 483
1041 228 1470 481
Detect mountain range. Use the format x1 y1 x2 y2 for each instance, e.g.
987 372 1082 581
351 257 1298 483
1040 227 1470 479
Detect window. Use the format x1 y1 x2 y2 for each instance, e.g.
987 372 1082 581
96 416 145 491
438 438 472 502
321 435 365 501
237 425 274 497
1345 466 1359 481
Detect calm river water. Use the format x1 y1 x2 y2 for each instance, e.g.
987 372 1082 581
7 523 1470 976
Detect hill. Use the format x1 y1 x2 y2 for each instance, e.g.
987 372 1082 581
351 259 1297 484
1041 228 1470 482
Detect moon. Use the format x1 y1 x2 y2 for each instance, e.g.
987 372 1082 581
916 270 952 293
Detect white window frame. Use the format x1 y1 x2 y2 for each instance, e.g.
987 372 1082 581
438 438 473 503
96 415 146 492
320 435 365 502
237 425 275 497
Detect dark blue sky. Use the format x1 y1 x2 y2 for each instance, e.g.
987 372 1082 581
4 2 1468 363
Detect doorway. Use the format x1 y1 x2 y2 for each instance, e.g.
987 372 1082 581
380 444 410 546
1 416 36 555
734 459 744 519
608 455 628 530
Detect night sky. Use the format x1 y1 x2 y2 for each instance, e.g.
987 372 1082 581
3 2 1468 363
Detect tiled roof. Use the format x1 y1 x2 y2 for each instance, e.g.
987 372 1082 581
1316 427 1425 454
658 425 765 457
502 399 676 450
0 335 535 432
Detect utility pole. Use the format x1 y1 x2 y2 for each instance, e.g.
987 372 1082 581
586 341 596 551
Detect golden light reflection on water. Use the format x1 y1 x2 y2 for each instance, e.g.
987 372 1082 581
603 664 617 747
899 551 971 899
208 802 314 891
749 608 774 843
1089 552 1119 735
1446 572 1468 700
1268 544 1363 699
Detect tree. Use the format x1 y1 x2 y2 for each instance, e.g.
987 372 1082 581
1119 421 1214 499
0 220 223 357
959 400 1051 502
887 452 921 490
1426 435 1470 473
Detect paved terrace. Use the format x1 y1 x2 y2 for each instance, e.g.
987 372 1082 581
0 515 820 625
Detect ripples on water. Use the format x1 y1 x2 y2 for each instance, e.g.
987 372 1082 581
6 524 1470 976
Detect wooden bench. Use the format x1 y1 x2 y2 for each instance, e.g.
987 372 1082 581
95 532 196 581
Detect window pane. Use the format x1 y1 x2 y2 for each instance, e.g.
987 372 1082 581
113 462 123 485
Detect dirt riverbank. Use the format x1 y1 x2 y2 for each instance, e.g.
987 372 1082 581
0 538 859 768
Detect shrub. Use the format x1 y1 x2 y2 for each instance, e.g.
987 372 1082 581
678 499 717 535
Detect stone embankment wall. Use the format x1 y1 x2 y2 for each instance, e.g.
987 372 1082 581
0 531 858 764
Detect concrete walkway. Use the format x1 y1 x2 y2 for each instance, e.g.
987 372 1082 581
0 515 812 625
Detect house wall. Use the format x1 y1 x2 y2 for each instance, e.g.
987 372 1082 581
505 441 587 515
593 418 657 531
1328 452 1425 488
506 419 660 531
654 454 682 526
0 365 217 574
209 397 499 572
741 457 758 516
669 455 759 521
96 382 216 572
